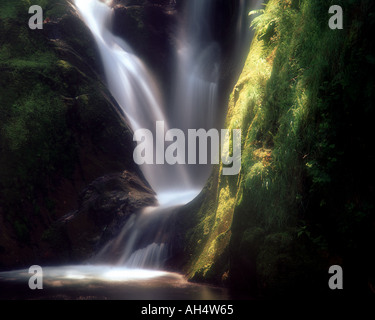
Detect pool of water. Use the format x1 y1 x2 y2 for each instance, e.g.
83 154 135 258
0 265 230 300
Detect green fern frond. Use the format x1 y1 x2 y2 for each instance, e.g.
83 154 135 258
249 8 265 17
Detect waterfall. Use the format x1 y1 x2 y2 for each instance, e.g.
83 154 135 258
170 0 221 187
74 0 248 269
94 206 176 269
74 0 191 197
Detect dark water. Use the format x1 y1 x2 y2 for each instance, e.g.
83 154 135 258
0 266 232 300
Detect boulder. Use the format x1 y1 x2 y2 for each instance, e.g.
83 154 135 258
44 171 157 262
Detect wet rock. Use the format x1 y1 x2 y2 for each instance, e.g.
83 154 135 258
48 171 157 262
110 0 180 96
0 0 154 270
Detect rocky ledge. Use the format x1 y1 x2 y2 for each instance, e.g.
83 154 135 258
43 171 157 263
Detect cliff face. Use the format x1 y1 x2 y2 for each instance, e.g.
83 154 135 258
182 0 375 298
0 0 156 269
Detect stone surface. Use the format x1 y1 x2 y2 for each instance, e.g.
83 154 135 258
45 171 157 263
0 0 155 270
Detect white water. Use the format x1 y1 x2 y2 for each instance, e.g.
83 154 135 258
0 265 169 282
93 205 176 268
74 0 247 269
75 0 195 197
172 0 220 132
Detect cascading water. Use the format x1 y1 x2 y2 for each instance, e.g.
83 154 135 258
74 0 190 196
73 0 249 270
170 0 221 188
0 0 261 300
173 0 221 127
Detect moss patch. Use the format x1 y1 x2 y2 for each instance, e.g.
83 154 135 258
186 0 375 298
0 0 141 268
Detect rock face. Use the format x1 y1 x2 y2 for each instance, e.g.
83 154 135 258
0 0 155 269
44 171 156 263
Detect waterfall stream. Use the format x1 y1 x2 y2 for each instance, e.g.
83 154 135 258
0 0 259 301
73 0 249 270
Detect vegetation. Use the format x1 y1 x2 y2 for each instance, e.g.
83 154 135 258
185 0 375 298
0 0 74 242
0 0 136 264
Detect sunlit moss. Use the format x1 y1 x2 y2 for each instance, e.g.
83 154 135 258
187 0 375 296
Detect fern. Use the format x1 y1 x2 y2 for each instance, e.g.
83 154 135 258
249 8 265 18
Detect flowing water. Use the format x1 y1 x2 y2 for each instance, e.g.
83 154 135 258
0 0 255 299
74 0 229 269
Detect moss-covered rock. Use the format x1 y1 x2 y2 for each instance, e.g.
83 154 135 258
182 0 375 299
0 0 153 269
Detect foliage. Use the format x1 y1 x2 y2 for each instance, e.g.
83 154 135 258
0 0 77 243
188 0 375 297
0 0 136 253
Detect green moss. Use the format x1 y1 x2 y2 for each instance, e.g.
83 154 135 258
45 0 70 19
0 1 79 241
187 0 375 297
0 1 30 20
